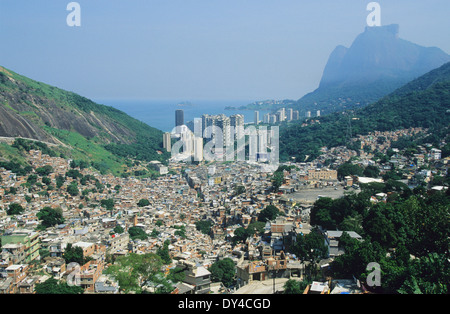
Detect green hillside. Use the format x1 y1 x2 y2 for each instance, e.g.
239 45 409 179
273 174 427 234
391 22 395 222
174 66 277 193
0 66 169 175
279 62 450 162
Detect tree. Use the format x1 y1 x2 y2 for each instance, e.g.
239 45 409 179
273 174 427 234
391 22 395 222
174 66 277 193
337 162 364 180
283 279 310 294
104 253 165 294
66 182 79 196
70 160 88 169
174 225 186 239
36 165 53 176
27 174 38 185
400 193 449 257
362 204 398 248
209 258 236 288
101 198 115 210
258 205 280 223
330 239 385 280
128 226 148 240
271 171 284 192
37 207 65 229
293 229 328 264
66 169 82 179
398 253 449 294
167 267 185 284
35 277 84 294
195 220 212 235
232 227 250 245
232 222 265 245
363 165 380 178
310 197 336 229
42 176 51 185
7 203 25 215
247 221 265 236
56 175 65 189
156 240 172 265
63 243 85 265
137 198 150 207
113 225 124 234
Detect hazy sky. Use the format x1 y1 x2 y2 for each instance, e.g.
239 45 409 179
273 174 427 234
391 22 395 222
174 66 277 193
1 0 449 102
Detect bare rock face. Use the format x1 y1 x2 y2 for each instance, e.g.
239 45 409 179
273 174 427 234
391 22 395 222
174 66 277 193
295 24 450 114
320 24 450 89
0 66 141 145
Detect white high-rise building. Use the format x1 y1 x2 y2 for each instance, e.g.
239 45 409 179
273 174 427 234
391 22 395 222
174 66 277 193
193 137 204 162
269 114 277 124
215 114 231 147
254 111 260 125
287 108 293 121
230 114 244 140
181 129 193 155
163 132 171 152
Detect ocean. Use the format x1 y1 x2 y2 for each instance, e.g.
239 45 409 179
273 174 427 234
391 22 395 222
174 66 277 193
94 99 272 133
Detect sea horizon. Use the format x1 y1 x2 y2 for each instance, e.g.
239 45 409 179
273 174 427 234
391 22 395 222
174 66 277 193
94 98 272 133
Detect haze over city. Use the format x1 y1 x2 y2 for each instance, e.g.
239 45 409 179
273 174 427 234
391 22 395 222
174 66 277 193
1 0 450 101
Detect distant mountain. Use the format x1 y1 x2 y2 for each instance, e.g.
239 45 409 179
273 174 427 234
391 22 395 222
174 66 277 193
279 61 450 162
0 66 169 174
292 24 450 115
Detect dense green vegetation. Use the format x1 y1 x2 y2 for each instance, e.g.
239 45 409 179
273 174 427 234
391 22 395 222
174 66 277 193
36 207 65 230
63 243 92 266
209 258 236 288
306 181 449 293
279 62 450 162
104 253 172 294
35 277 84 294
195 220 213 235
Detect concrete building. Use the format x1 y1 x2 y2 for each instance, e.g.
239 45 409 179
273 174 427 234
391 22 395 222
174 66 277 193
1 230 40 263
307 169 338 181
193 137 204 162
254 111 259 125
175 109 184 127
163 132 171 153
178 260 211 294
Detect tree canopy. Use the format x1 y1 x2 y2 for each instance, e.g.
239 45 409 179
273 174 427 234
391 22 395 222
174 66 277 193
209 258 236 288
37 206 64 229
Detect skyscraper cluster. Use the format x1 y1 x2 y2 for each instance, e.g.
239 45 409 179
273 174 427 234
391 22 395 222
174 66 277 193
164 109 277 164
262 107 300 124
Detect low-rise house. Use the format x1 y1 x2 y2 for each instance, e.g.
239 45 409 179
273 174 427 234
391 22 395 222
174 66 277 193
94 274 119 294
1 229 40 263
76 260 105 293
324 230 362 258
2 264 29 293
17 275 40 294
177 260 211 294
43 257 67 279
103 233 130 256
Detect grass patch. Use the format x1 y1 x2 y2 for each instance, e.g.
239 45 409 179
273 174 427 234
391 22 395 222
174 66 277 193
43 126 126 175
0 142 28 165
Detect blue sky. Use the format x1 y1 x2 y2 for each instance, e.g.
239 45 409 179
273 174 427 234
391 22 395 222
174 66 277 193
1 0 449 102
